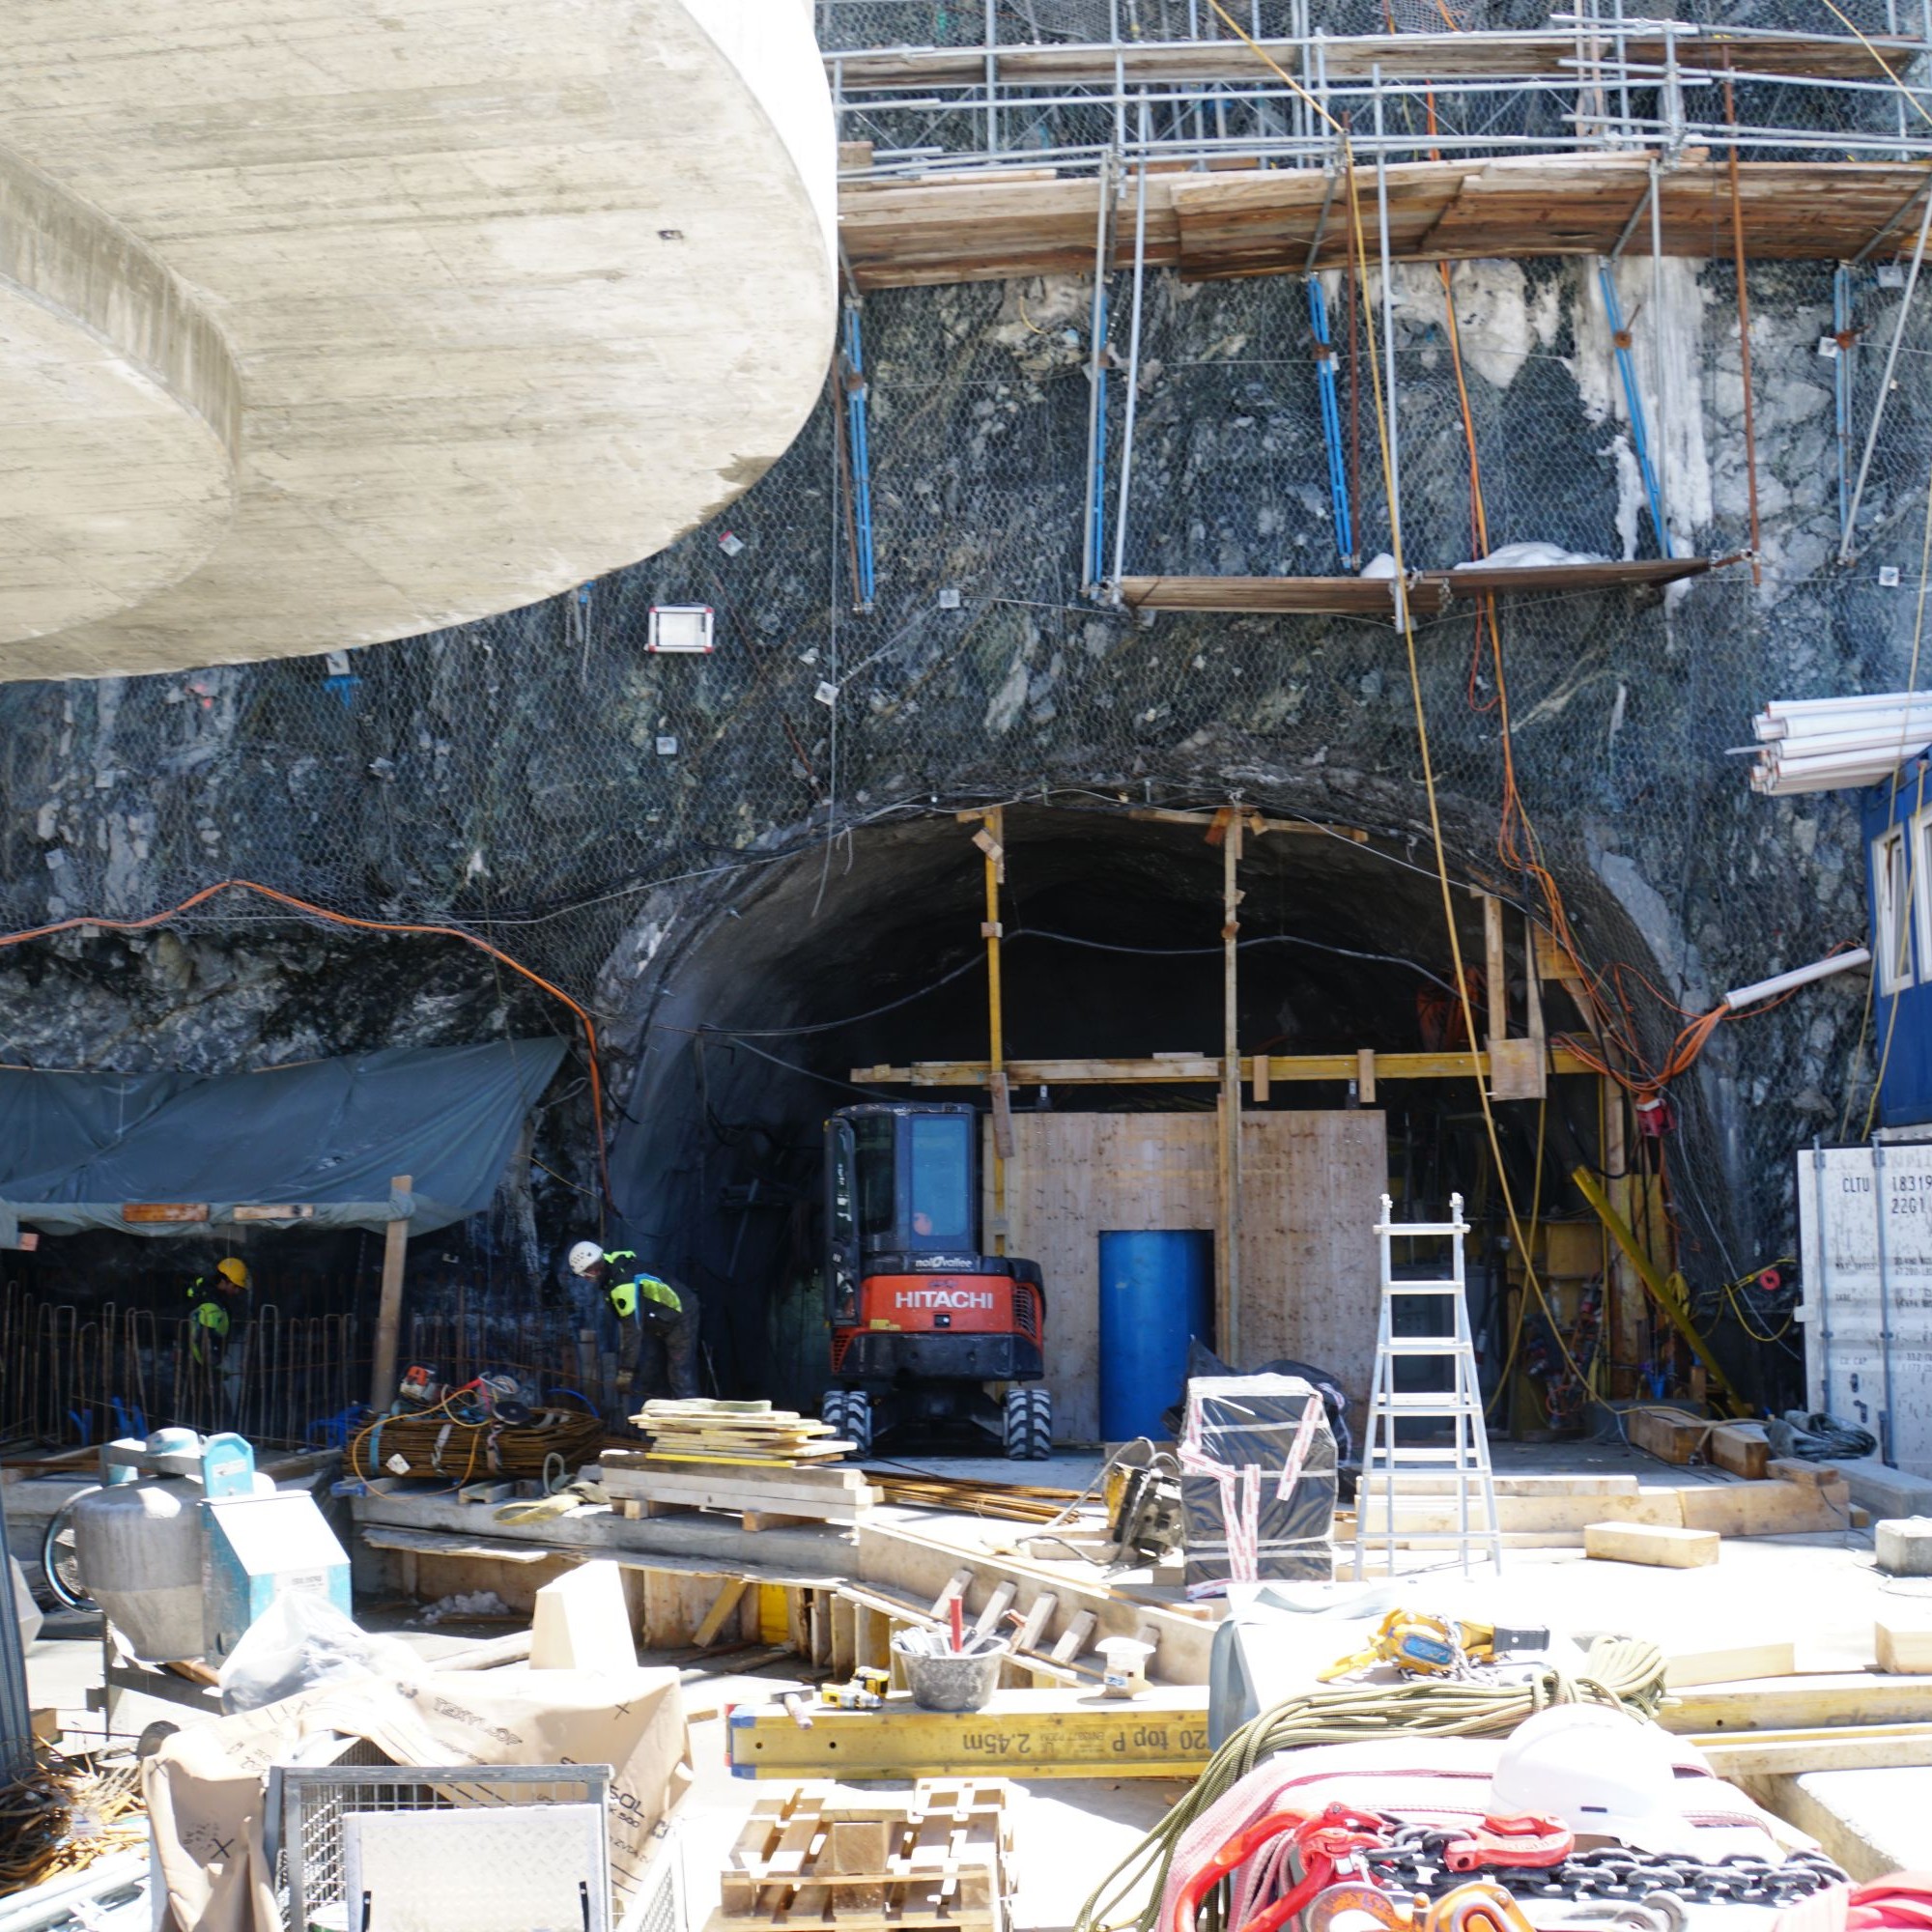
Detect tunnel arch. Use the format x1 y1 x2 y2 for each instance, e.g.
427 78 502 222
596 798 1716 1414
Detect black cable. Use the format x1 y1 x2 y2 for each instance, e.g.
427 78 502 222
703 1033 906 1098
1010 924 1463 996
699 951 986 1037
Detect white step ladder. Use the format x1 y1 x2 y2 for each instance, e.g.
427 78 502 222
1351 1191 1504 1578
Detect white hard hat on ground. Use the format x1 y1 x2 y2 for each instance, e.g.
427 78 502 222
1491 1704 1699 1855
567 1239 604 1276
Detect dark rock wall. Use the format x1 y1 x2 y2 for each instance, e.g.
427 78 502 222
0 253 1916 1323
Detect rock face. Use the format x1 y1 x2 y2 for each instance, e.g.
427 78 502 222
0 257 1910 1299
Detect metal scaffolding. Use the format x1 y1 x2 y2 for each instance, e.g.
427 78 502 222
823 5 1932 594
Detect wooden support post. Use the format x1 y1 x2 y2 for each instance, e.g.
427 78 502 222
1218 808 1243 1359
369 1174 412 1414
963 808 1009 1253
1483 893 1506 1051
1356 1049 1377 1105
695 1577 752 1648
1251 1053 1269 1104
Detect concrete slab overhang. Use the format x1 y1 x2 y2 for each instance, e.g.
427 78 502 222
0 0 837 681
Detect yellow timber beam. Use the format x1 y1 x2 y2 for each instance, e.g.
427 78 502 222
853 1049 1595 1086
726 1687 1210 1778
1570 1164 1750 1418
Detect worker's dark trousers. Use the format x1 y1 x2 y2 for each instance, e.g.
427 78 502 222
631 1318 700 1406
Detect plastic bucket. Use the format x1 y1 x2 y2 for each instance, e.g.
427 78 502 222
892 1629 1009 1712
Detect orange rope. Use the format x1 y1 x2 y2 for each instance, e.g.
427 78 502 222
0 879 611 1226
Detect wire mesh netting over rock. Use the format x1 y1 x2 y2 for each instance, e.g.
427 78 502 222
0 13 1926 1293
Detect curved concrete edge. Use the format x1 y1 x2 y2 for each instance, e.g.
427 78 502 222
0 152 242 460
0 150 239 639
684 0 838 284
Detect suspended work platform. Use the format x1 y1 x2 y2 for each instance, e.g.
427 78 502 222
1117 555 1722 620
840 155 1932 289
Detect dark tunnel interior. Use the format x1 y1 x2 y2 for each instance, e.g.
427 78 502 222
609 808 1612 1414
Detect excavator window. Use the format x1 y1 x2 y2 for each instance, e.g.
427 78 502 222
908 1114 972 1247
855 1113 896 1240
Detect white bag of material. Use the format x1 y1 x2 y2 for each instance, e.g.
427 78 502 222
10 1553 43 1650
216 1588 415 1714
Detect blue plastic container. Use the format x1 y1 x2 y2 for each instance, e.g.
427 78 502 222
1098 1229 1213 1441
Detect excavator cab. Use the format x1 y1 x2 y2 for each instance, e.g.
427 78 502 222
823 1102 1050 1459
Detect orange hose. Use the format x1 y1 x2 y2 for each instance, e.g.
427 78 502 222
0 879 611 1227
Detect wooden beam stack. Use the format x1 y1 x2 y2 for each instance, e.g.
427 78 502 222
633 1399 855 1463
607 1402 868 1532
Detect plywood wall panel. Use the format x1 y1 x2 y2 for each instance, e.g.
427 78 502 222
990 1111 1387 1442
1238 1111 1388 1422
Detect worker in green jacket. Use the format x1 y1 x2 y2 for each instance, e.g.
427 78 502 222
186 1256 250 1366
568 1240 700 1404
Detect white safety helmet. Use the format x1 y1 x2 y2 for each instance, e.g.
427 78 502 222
567 1239 604 1277
1491 1705 1699 1855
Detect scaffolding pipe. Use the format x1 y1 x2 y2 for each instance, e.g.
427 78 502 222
1649 160 1672 547
984 0 998 153
1082 155 1114 596
1374 67 1406 622
1597 264 1669 558
840 302 876 612
1307 274 1356 565
1841 184 1932 561
1109 108 1152 595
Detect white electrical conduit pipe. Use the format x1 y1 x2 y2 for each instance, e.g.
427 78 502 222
1724 948 1872 1010
1764 691 1932 719
1755 708 1932 743
1765 737 1932 772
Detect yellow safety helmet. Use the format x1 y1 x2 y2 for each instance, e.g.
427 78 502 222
216 1257 250 1290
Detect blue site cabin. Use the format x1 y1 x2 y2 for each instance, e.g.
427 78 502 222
1863 753 1932 1127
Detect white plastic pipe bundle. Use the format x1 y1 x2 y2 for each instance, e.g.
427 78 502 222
1748 692 1932 795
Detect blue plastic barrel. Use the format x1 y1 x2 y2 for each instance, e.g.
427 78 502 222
1098 1230 1214 1441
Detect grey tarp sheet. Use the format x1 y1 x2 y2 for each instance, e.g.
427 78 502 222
0 1037 567 1239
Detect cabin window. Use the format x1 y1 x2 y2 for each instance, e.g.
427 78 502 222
1877 825 1914 993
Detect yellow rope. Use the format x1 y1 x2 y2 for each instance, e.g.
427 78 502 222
1813 0 1932 129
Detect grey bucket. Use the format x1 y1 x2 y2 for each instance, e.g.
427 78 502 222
892 1628 1009 1712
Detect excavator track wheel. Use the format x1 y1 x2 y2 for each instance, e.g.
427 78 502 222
1004 1385 1052 1461
824 1388 872 1459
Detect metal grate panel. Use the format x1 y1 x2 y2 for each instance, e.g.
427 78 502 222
280 1763 611 1932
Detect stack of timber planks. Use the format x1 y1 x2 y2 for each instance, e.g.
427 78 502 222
604 1400 873 1531
634 1399 855 1463
709 1780 1010 1932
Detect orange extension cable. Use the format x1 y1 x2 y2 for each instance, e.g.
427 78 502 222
0 879 611 1226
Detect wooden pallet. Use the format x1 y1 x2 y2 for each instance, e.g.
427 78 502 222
710 1780 1009 1932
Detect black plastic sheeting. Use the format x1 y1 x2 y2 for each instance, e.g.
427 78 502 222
1181 1373 1338 1598
0 1038 565 1240
1163 1338 1353 1463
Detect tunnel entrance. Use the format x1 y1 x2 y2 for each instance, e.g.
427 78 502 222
609 807 1630 1448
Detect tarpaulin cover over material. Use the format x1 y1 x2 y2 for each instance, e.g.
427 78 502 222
0 1038 566 1240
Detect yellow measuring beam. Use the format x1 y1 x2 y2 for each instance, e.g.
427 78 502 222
728 1687 1209 1780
